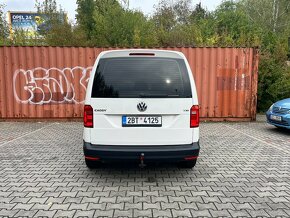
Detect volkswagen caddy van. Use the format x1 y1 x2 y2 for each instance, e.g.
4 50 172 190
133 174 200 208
83 49 200 168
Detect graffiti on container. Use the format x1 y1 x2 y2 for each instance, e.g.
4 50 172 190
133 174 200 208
13 66 93 104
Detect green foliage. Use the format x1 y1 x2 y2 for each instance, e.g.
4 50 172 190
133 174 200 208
35 0 86 46
240 0 290 111
76 0 96 41
0 3 9 45
258 35 290 111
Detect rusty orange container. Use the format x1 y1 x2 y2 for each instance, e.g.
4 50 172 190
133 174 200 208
0 46 259 121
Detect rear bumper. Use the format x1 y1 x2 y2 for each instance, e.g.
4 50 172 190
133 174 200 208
83 141 200 162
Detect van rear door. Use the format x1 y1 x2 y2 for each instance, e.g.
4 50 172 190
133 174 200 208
88 55 196 146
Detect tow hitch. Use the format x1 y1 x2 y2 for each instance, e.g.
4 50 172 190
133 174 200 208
139 153 146 168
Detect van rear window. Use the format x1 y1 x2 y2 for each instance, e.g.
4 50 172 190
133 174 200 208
91 57 192 98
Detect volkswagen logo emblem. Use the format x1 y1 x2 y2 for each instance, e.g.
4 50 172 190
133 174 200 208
137 102 147 112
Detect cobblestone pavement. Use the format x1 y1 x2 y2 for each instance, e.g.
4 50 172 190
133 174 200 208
0 116 289 217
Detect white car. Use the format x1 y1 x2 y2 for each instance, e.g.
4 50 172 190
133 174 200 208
83 49 200 168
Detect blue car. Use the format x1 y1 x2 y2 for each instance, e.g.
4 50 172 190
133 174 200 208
266 98 290 129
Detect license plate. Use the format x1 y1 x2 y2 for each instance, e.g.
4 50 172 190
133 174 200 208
270 115 282 121
122 116 162 127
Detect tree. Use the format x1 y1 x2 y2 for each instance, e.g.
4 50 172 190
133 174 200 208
152 0 197 46
239 0 290 111
213 1 261 46
173 0 192 24
76 0 158 47
153 0 177 32
35 0 86 46
76 0 96 42
0 3 10 45
242 0 290 33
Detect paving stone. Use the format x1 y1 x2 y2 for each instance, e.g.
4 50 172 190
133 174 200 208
134 196 150 203
190 209 211 217
13 203 34 210
133 209 153 217
267 202 289 210
49 203 70 210
34 209 57 217
0 209 19 217
59 191 78 198
197 202 217 210
124 202 142 210
113 209 133 217
178 202 198 210
232 203 253 210
152 209 172 217
87 203 106 210
106 202 125 210
214 202 235 210
10 197 31 204
46 197 65 204
265 209 289 217
81 197 100 204
228 209 250 217
143 202 161 210
14 209 38 217
185 196 203 203
247 209 271 217
172 209 192 217
250 203 271 210
202 196 221 203
28 197 48 204
0 203 16 210
73 209 95 217
54 209 76 217
161 202 179 210
93 209 114 217
31 203 52 210
168 196 186 203
116 196 134 203
68 203 88 210
284 209 290 216
209 209 232 217
63 197 82 204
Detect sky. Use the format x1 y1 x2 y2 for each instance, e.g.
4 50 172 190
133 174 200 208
1 0 224 22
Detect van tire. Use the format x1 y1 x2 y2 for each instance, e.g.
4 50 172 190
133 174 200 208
85 159 100 169
178 159 197 168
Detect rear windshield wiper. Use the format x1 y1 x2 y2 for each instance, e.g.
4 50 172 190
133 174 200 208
138 94 180 98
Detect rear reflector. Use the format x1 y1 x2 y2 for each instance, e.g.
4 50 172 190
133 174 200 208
190 105 199 128
129 53 155 56
184 156 198 160
85 156 100 161
84 105 93 128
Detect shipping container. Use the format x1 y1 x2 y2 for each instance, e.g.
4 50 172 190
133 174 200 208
0 46 259 121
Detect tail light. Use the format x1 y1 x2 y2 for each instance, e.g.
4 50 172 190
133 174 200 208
84 105 93 128
190 105 199 128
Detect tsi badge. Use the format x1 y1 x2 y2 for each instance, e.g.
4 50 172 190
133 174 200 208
137 102 147 112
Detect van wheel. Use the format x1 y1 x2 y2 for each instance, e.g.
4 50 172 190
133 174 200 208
85 159 101 169
178 159 197 169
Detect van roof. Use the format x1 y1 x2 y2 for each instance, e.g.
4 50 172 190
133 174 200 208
99 49 185 59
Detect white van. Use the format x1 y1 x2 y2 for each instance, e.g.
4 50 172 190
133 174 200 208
83 49 200 168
